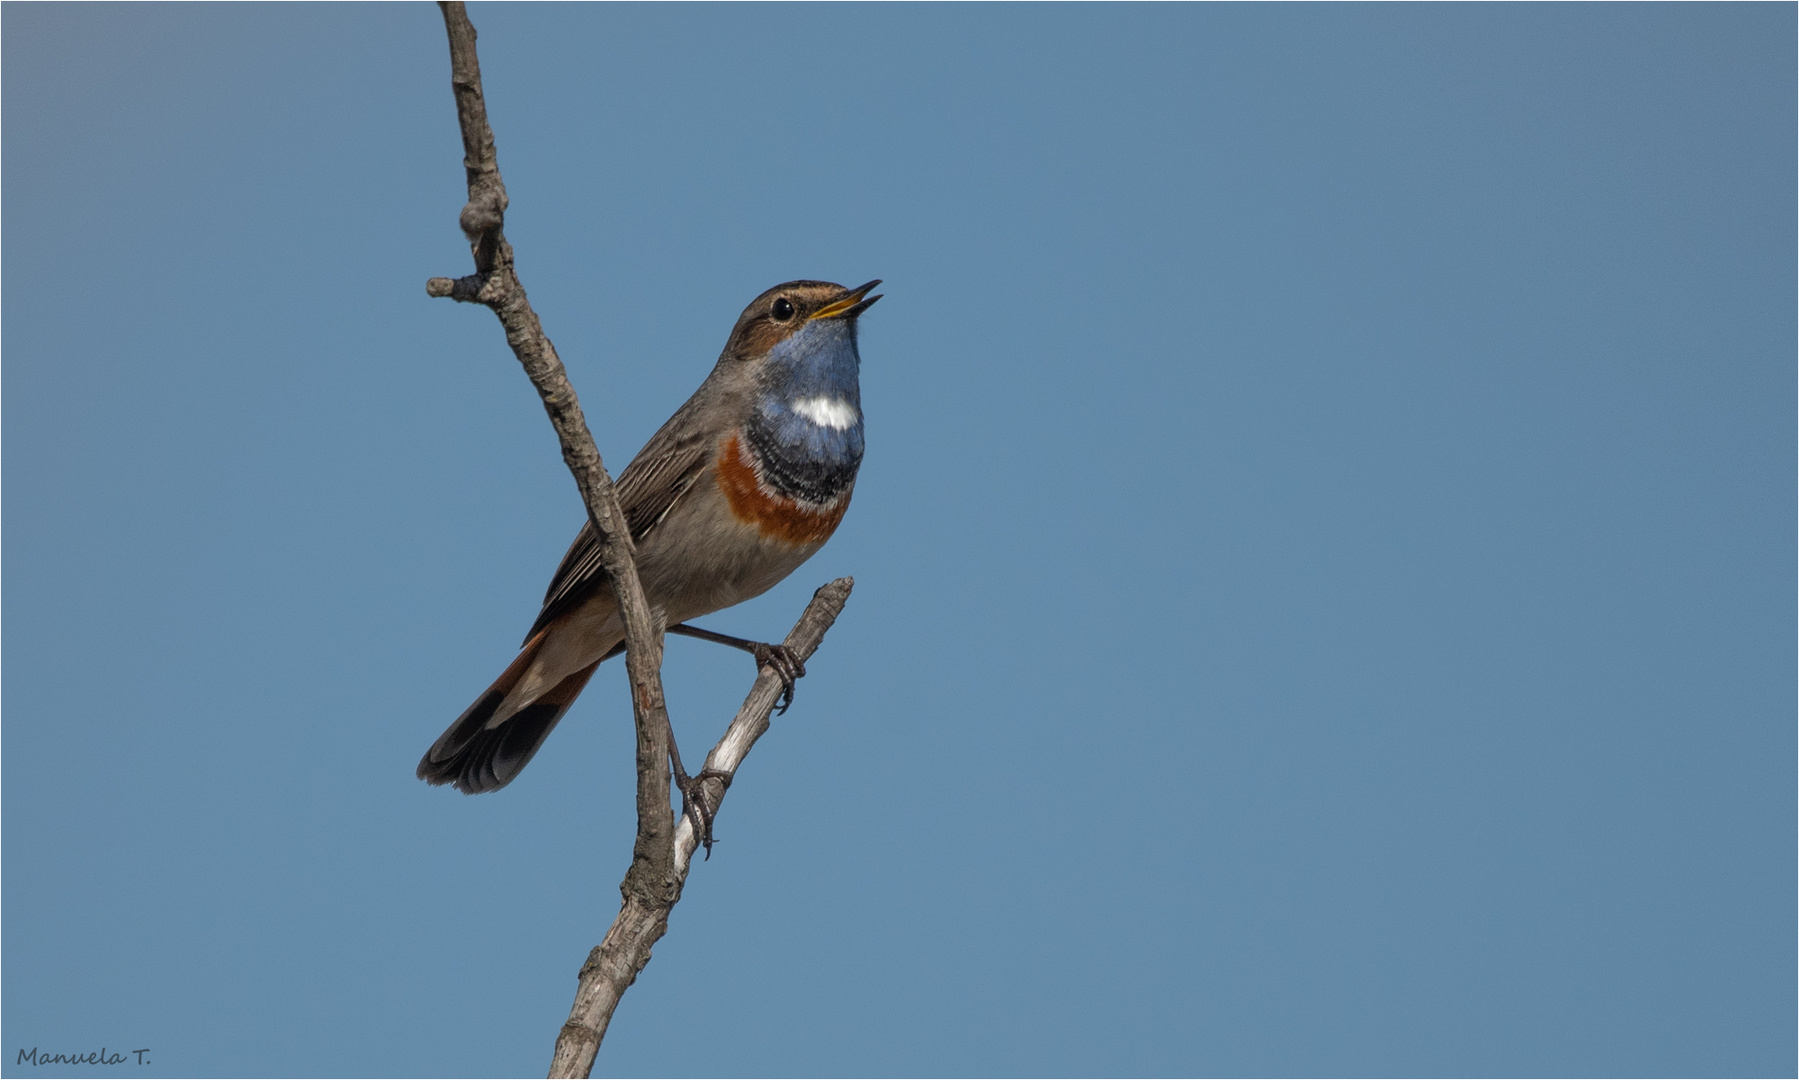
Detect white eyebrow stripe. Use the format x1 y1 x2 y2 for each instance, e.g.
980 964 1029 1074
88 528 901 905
791 396 859 430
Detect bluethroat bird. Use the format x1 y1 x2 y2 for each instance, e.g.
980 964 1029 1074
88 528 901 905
419 279 881 795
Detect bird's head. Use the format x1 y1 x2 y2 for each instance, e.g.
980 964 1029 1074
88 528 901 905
720 279 882 366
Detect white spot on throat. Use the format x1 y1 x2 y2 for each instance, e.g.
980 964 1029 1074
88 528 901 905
790 395 859 430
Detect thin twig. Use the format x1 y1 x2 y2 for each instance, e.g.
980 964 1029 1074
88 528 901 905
672 579 855 875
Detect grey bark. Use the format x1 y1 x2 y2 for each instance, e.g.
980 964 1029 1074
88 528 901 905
422 6 854 1078
425 0 677 917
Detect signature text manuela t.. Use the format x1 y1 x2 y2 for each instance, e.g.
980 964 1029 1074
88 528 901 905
15 1047 150 1066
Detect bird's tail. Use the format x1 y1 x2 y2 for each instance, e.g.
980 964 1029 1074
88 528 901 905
417 629 601 794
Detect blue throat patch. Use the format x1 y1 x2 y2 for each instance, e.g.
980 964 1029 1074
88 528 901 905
746 317 865 505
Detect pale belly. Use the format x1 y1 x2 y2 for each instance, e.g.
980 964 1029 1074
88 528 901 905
635 471 831 624
503 463 840 715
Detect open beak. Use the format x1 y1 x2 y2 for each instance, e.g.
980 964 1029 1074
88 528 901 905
808 279 883 321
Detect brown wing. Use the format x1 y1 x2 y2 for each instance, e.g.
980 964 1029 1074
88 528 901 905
524 431 713 643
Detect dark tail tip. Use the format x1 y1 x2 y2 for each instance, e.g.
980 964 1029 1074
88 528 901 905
417 700 564 794
417 658 602 795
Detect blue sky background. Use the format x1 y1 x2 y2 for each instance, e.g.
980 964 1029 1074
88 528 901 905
4 5 1793 1077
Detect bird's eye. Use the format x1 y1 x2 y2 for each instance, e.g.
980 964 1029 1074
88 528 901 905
771 298 796 321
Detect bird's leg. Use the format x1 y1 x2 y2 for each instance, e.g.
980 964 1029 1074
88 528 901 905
667 623 807 714
597 639 728 854
666 731 732 859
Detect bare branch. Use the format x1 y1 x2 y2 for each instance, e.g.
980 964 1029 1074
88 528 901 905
548 578 854 1078
428 0 677 902
672 578 855 875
